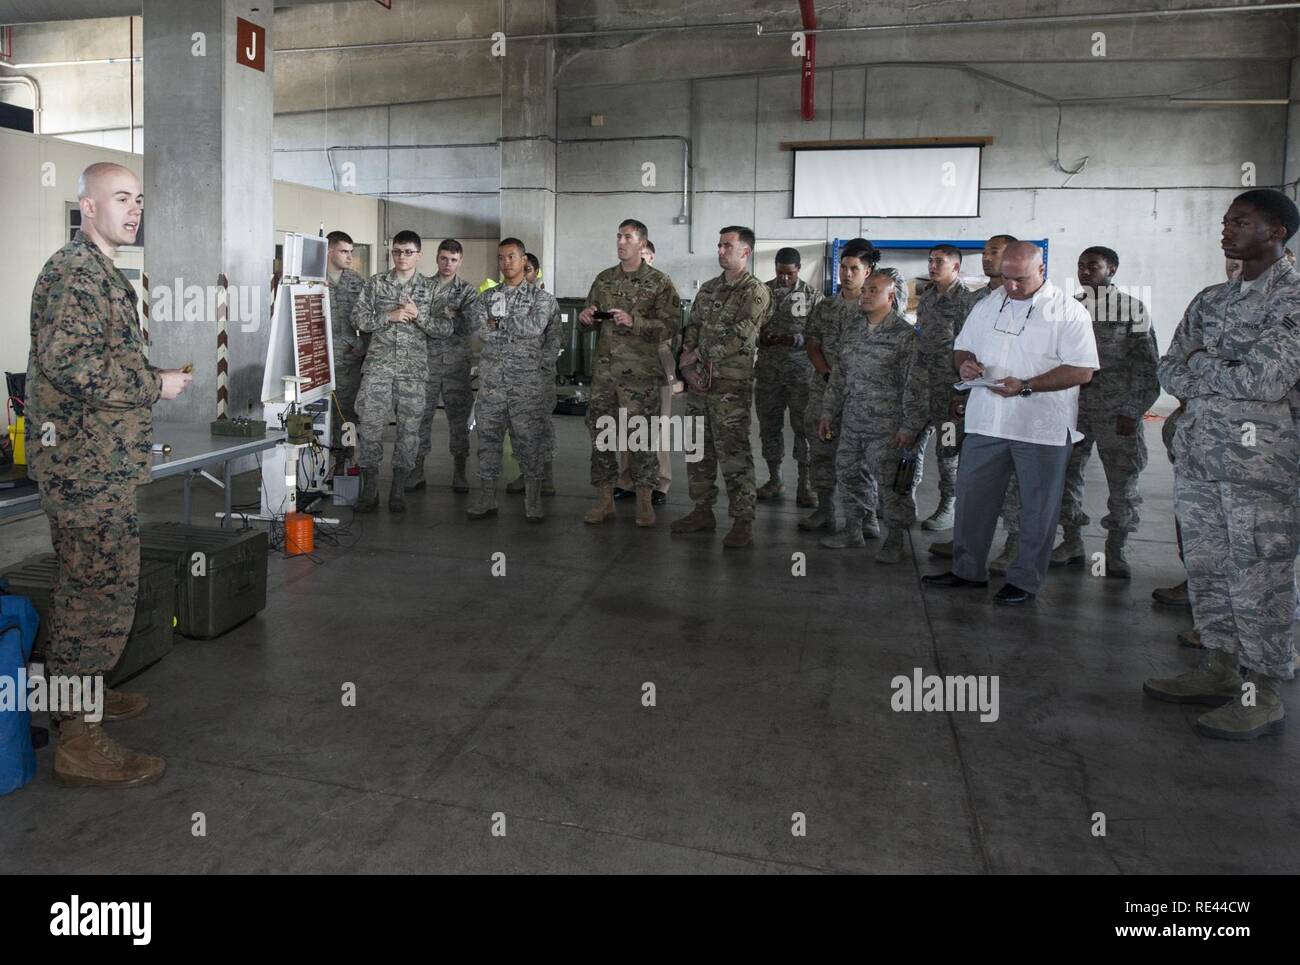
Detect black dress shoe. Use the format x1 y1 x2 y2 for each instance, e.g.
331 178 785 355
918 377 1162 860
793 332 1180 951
612 487 635 501
651 490 666 506
994 583 1035 606
920 571 989 589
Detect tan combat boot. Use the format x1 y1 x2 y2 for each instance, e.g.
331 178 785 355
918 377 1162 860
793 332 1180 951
103 689 149 722
1050 528 1085 567
635 486 655 527
53 718 165 788
584 481 616 524
723 517 753 548
671 503 716 534
1143 648 1243 706
988 534 1019 577
452 456 470 493
1197 670 1286 740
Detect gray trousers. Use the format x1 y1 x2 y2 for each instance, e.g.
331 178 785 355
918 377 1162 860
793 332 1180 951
952 432 1072 594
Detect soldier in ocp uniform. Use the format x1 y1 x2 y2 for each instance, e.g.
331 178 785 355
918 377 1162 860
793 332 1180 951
506 251 560 498
1050 246 1160 578
26 163 192 787
819 269 928 563
799 239 880 536
913 245 980 532
467 237 560 522
756 249 821 505
1143 189 1300 741
408 238 479 494
352 230 438 512
671 226 771 548
580 219 681 528
326 230 367 474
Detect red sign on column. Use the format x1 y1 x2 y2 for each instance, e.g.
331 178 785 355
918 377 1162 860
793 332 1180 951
236 17 265 72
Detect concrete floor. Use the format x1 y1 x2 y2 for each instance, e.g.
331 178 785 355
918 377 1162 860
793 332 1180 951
1 414 1296 874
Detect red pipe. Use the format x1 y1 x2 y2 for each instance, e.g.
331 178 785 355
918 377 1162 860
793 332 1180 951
799 0 816 120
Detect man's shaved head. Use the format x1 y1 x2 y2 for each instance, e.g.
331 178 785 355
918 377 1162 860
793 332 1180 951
1000 242 1046 300
77 162 135 200
76 162 142 254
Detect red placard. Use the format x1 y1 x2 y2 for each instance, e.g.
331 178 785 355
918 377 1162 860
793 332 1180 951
293 292 332 395
236 17 265 72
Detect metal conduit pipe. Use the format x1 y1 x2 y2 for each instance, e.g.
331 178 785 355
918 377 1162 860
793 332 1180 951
0 74 40 132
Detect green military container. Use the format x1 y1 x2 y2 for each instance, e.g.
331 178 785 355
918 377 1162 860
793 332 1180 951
0 552 177 687
139 523 268 639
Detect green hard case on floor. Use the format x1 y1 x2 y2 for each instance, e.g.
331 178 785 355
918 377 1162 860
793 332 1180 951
139 523 268 639
0 552 177 687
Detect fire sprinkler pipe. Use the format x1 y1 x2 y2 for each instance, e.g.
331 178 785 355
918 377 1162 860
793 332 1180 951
799 0 815 121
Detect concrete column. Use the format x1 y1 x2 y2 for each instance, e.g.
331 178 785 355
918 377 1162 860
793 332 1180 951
498 0 556 279
143 0 273 423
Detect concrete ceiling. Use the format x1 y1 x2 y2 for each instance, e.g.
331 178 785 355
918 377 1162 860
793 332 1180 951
0 0 347 24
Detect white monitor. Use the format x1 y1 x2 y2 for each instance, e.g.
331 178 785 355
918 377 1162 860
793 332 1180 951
792 145 982 218
282 231 329 282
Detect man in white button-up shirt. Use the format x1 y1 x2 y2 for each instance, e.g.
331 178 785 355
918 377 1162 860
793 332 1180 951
922 242 1099 604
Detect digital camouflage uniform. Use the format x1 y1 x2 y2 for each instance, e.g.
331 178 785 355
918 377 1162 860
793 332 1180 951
912 280 981 500
538 300 563 464
1159 257 1300 679
25 231 163 720
823 309 928 529
804 292 871 501
1060 286 1161 535
328 268 367 458
681 270 771 521
585 262 682 487
757 278 820 467
415 274 478 465
353 270 437 472
474 280 560 482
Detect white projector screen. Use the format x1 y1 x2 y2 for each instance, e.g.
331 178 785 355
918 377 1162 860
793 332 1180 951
792 145 982 218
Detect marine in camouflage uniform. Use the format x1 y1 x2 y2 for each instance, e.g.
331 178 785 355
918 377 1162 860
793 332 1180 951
26 228 168 786
581 261 682 527
912 278 980 526
353 269 437 509
756 276 821 504
328 266 367 469
410 273 477 492
820 288 928 563
799 290 874 534
467 279 560 521
1051 285 1160 576
670 269 771 547
1144 232 1300 740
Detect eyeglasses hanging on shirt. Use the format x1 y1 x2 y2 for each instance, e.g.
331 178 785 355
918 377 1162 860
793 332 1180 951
993 293 1036 336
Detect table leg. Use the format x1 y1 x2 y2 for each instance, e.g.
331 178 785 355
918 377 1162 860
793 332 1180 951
183 471 193 524
222 460 232 528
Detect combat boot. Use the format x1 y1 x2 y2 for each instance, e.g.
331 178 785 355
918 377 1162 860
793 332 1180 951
1177 628 1203 649
821 515 865 549
542 460 556 497
584 481 616 524
524 479 544 523
405 455 427 491
1142 648 1243 706
1104 531 1131 579
876 528 905 564
635 486 656 527
53 717 166 788
795 466 817 508
506 475 525 495
988 534 1019 576
921 497 956 532
862 509 882 540
757 461 784 500
798 490 836 531
929 539 954 559
1152 579 1190 607
452 456 470 493
723 517 753 548
671 503 716 534
1197 671 1286 740
103 688 149 722
389 470 407 512
467 480 498 519
355 468 379 513
1050 527 1085 567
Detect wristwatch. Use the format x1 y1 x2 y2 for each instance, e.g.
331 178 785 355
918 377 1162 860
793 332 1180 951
1019 381 1034 397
